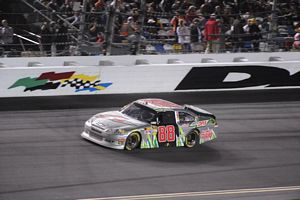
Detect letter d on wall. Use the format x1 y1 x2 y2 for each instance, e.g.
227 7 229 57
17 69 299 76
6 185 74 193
175 66 300 90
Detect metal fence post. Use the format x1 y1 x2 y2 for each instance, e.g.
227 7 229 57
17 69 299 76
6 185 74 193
269 0 277 51
137 0 146 54
105 0 116 55
79 0 87 42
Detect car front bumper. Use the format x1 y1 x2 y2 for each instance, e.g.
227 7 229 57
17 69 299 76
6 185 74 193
81 131 125 150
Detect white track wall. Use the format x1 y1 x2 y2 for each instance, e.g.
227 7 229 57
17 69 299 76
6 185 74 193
0 53 299 97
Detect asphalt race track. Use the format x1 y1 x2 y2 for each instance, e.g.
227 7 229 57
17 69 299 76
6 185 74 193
0 91 300 200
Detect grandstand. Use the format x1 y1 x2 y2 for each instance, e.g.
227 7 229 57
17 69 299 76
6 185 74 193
0 0 299 57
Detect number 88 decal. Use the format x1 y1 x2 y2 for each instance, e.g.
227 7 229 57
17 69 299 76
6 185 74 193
158 125 175 143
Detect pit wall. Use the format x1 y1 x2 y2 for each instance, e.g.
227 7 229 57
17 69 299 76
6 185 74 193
0 52 299 97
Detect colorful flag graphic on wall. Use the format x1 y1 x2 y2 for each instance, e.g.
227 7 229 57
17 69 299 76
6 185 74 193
8 71 112 92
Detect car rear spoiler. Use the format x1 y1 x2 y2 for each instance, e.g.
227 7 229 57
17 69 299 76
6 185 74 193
184 105 216 119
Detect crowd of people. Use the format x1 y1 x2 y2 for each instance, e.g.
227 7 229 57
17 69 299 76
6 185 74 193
129 0 299 53
1 0 300 56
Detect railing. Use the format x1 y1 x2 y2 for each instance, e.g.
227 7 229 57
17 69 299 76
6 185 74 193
1 31 294 57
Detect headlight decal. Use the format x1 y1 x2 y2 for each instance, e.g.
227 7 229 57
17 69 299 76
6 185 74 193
115 129 127 135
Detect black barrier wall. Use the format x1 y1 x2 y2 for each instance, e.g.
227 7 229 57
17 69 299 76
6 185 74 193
1 89 300 111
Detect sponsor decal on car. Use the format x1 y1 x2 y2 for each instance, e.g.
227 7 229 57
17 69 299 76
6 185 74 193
176 126 186 147
144 127 153 135
199 129 216 144
141 128 159 149
197 120 208 127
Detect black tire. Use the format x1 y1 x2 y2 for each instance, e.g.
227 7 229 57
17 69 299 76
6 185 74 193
125 132 141 150
185 130 198 148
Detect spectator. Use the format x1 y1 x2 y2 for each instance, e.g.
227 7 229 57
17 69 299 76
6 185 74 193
120 16 137 37
159 0 174 13
217 17 226 53
248 18 261 52
170 10 186 41
88 20 101 42
190 18 202 52
127 30 145 55
185 5 197 24
200 0 214 17
40 22 51 54
46 0 59 20
243 18 253 51
131 8 140 22
0 19 14 52
96 32 105 45
196 13 207 31
204 13 220 53
293 27 300 50
231 18 245 52
47 0 58 11
214 5 222 18
222 5 234 27
171 1 181 12
176 19 191 53
144 18 160 39
180 0 192 11
94 0 106 11
48 21 59 56
60 2 74 17
56 19 68 54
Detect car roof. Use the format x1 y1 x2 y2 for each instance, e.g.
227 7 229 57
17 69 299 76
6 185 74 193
135 98 183 110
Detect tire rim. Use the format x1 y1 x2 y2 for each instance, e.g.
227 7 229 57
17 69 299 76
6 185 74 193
126 133 140 150
186 132 196 147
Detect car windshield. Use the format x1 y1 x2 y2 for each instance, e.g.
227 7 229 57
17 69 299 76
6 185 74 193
121 103 157 123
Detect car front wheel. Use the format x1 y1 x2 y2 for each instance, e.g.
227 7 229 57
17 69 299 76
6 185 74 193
125 132 141 150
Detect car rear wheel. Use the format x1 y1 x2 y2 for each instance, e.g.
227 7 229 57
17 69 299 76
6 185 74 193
185 130 197 148
125 132 141 150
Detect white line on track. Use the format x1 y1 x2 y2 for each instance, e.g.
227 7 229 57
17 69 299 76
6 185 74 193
79 185 300 200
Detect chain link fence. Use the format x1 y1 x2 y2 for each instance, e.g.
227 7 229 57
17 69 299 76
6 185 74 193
0 0 299 57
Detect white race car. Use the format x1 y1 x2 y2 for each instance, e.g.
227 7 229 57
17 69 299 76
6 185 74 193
81 98 217 150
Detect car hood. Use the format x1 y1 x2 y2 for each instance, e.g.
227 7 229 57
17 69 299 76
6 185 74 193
90 111 146 130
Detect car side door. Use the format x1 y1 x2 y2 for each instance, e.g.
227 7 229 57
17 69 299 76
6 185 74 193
156 111 179 147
